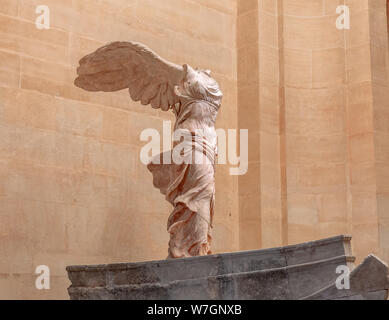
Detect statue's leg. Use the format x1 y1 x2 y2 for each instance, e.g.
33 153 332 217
167 203 212 259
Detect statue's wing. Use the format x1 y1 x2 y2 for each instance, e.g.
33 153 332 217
75 41 184 111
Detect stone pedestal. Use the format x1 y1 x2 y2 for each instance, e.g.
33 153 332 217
66 236 389 300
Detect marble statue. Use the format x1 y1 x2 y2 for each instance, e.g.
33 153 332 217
75 41 223 259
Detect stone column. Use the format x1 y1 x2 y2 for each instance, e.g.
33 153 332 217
368 0 389 263
237 0 287 250
237 0 261 250
258 0 287 248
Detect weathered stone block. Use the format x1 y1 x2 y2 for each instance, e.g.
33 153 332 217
66 235 389 300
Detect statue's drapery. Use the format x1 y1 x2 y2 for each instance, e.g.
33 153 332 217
148 100 218 258
148 150 215 258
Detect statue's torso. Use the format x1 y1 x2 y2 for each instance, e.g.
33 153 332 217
174 100 218 148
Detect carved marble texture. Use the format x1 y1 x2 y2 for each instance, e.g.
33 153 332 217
75 41 223 259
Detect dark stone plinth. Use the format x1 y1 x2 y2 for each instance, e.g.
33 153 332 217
66 235 389 300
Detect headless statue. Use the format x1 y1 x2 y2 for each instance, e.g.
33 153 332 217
75 42 222 259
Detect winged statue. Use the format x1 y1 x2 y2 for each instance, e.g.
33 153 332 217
75 41 223 259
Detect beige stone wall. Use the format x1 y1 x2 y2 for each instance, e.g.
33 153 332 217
0 0 238 299
283 0 350 245
237 0 389 265
1 0 388 300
